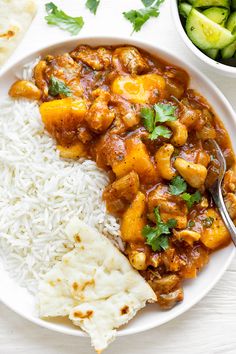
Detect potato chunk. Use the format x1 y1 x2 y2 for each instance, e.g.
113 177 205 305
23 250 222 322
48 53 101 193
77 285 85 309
40 98 87 144
57 142 87 159
112 137 158 184
200 209 231 250
174 157 207 189
111 74 166 104
121 192 146 244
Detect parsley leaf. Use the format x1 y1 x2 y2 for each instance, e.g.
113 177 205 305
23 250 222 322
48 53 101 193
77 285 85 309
154 103 177 123
45 2 84 35
149 126 172 140
123 0 165 33
142 207 177 252
141 107 155 133
169 176 187 195
48 76 72 97
141 103 177 140
181 191 202 209
202 217 214 228
86 0 100 14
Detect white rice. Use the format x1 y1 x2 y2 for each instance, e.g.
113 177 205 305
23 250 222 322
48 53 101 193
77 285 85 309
0 62 122 294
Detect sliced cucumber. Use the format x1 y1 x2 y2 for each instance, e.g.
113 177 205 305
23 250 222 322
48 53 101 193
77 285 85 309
189 0 230 8
204 48 219 59
203 7 229 26
221 41 236 58
179 3 192 18
186 9 236 50
227 12 236 32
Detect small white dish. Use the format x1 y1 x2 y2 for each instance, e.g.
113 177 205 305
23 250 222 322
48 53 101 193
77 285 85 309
0 36 235 337
171 0 236 78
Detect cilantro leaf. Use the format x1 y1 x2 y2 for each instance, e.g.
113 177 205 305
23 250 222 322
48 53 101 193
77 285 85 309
202 217 214 228
142 0 156 6
154 103 177 123
48 76 72 97
123 0 165 33
86 0 100 14
45 2 84 35
149 126 172 140
188 220 195 228
181 191 202 209
169 176 187 195
142 207 176 252
141 107 155 133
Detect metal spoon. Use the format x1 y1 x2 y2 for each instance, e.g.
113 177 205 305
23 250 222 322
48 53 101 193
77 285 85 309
206 139 236 247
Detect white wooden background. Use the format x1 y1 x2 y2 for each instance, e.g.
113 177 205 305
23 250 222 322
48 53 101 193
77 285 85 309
1 0 236 353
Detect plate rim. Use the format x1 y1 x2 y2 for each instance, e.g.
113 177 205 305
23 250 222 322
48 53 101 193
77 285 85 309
0 35 235 337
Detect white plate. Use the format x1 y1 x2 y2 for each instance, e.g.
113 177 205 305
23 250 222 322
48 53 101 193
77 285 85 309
0 36 235 337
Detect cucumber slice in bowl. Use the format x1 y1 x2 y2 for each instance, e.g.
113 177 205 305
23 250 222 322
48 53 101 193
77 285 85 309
186 9 236 49
203 7 229 26
179 3 192 18
221 12 236 59
189 0 230 8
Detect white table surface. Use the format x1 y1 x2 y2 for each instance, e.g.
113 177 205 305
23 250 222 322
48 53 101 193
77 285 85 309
1 0 236 353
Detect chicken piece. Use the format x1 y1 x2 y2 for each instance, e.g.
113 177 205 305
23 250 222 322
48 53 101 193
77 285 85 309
34 54 82 99
200 209 231 250
112 137 158 185
112 46 149 75
39 98 88 145
157 289 184 309
179 243 209 279
196 150 211 168
225 193 236 220
164 67 189 100
179 102 202 128
111 95 140 129
174 157 207 189
9 80 42 100
111 74 166 104
93 133 126 170
148 185 188 229
70 45 112 70
155 144 176 180
173 230 201 246
57 142 87 159
121 191 146 245
195 109 216 140
103 171 140 215
85 89 115 133
222 169 236 194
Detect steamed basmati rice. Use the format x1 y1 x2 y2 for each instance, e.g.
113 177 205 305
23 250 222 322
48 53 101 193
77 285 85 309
0 83 122 293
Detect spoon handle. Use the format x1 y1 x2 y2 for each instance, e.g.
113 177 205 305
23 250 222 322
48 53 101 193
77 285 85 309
210 183 236 247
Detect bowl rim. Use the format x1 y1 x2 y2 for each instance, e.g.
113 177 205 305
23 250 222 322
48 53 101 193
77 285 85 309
170 0 236 75
0 35 235 338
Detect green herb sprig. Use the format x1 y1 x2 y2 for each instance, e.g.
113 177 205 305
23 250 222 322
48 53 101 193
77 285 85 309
86 0 100 14
142 207 177 252
141 103 177 140
169 176 202 209
48 76 72 97
45 2 84 35
123 0 165 33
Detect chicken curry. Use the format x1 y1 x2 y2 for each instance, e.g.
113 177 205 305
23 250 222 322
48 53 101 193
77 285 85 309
9 44 236 309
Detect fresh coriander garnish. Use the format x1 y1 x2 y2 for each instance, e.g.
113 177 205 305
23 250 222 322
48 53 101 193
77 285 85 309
86 0 100 14
141 103 177 140
188 220 195 228
123 0 165 33
48 76 72 97
202 217 214 228
169 176 187 196
142 207 177 252
181 191 202 209
45 2 84 35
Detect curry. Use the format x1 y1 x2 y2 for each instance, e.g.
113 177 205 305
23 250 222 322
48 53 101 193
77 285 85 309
9 45 236 309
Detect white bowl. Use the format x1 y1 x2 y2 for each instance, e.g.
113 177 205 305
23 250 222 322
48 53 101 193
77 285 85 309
171 0 236 78
0 36 235 337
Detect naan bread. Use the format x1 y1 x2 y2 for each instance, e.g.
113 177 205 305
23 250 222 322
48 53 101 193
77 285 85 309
38 218 156 351
0 0 37 67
